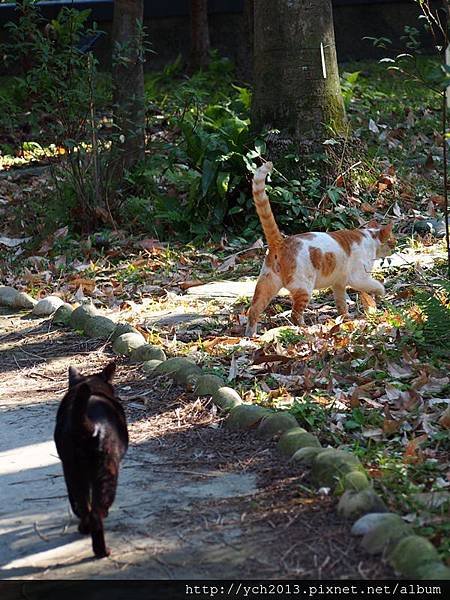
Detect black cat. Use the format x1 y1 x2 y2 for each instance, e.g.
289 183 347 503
54 362 128 558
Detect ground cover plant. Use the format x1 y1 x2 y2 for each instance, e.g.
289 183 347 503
0 12 449 568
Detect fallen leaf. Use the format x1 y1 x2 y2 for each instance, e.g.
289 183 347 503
429 194 445 208
179 280 204 291
420 376 449 395
384 383 402 401
203 336 242 351
400 389 422 411
387 362 414 380
405 108 415 129
362 428 384 439
361 202 376 213
424 153 435 170
383 417 402 435
252 351 292 365
360 291 377 311
0 236 32 248
439 407 450 429
379 175 396 188
139 238 162 251
369 118 380 133
217 254 237 273
228 354 238 381
69 277 96 293
403 434 427 464
54 226 69 239
392 202 402 217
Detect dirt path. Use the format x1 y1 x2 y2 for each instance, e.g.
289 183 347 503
0 310 394 580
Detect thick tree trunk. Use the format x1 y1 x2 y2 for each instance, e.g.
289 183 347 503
252 0 346 147
189 0 210 71
112 0 145 174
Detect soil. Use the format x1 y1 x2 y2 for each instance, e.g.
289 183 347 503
0 309 395 580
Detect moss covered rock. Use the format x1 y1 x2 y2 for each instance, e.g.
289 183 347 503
311 448 364 489
84 315 116 339
142 359 164 374
112 332 146 356
153 357 197 377
194 374 225 396
226 404 270 431
52 303 74 326
174 364 203 386
0 286 36 309
388 535 440 578
111 322 140 341
257 413 299 439
351 512 399 537
416 562 450 580
340 471 371 493
212 387 243 412
32 295 64 316
70 303 98 331
337 489 387 519
277 428 320 457
130 344 166 363
291 446 323 466
361 515 411 555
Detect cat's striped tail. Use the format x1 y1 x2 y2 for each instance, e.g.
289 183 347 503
252 162 283 248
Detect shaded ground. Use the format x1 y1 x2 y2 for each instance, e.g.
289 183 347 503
0 310 394 580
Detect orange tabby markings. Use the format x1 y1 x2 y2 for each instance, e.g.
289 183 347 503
252 164 283 248
280 237 303 285
308 247 335 277
321 252 336 277
244 163 395 337
309 247 322 270
329 229 364 255
291 288 310 325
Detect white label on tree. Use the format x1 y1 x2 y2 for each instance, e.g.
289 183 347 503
320 42 327 79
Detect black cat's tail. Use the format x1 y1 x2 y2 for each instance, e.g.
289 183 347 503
72 383 94 434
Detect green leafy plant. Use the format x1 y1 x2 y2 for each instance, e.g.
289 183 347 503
414 281 450 353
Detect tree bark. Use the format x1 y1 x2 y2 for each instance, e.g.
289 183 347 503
252 0 346 147
243 0 254 81
112 0 146 174
189 0 210 71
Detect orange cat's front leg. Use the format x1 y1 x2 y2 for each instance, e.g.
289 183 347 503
245 270 281 337
290 288 311 326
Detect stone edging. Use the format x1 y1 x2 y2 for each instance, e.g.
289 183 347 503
2 288 449 581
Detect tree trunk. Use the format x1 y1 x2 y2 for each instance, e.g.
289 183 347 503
252 0 345 148
189 0 210 71
243 0 254 81
112 0 145 175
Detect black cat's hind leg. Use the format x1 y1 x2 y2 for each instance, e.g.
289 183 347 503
62 462 91 535
90 465 119 558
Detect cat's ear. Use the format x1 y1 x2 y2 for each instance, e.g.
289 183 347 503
101 362 116 383
366 218 378 228
68 366 83 388
379 223 393 241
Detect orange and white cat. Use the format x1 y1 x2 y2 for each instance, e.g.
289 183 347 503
245 162 396 337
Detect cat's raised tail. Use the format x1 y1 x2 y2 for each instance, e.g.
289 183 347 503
252 162 283 248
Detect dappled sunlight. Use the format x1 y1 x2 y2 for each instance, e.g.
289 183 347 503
0 440 59 476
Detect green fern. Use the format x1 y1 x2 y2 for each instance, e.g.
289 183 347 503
414 281 450 353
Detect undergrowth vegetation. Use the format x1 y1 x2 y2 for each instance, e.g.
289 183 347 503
1 23 445 243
